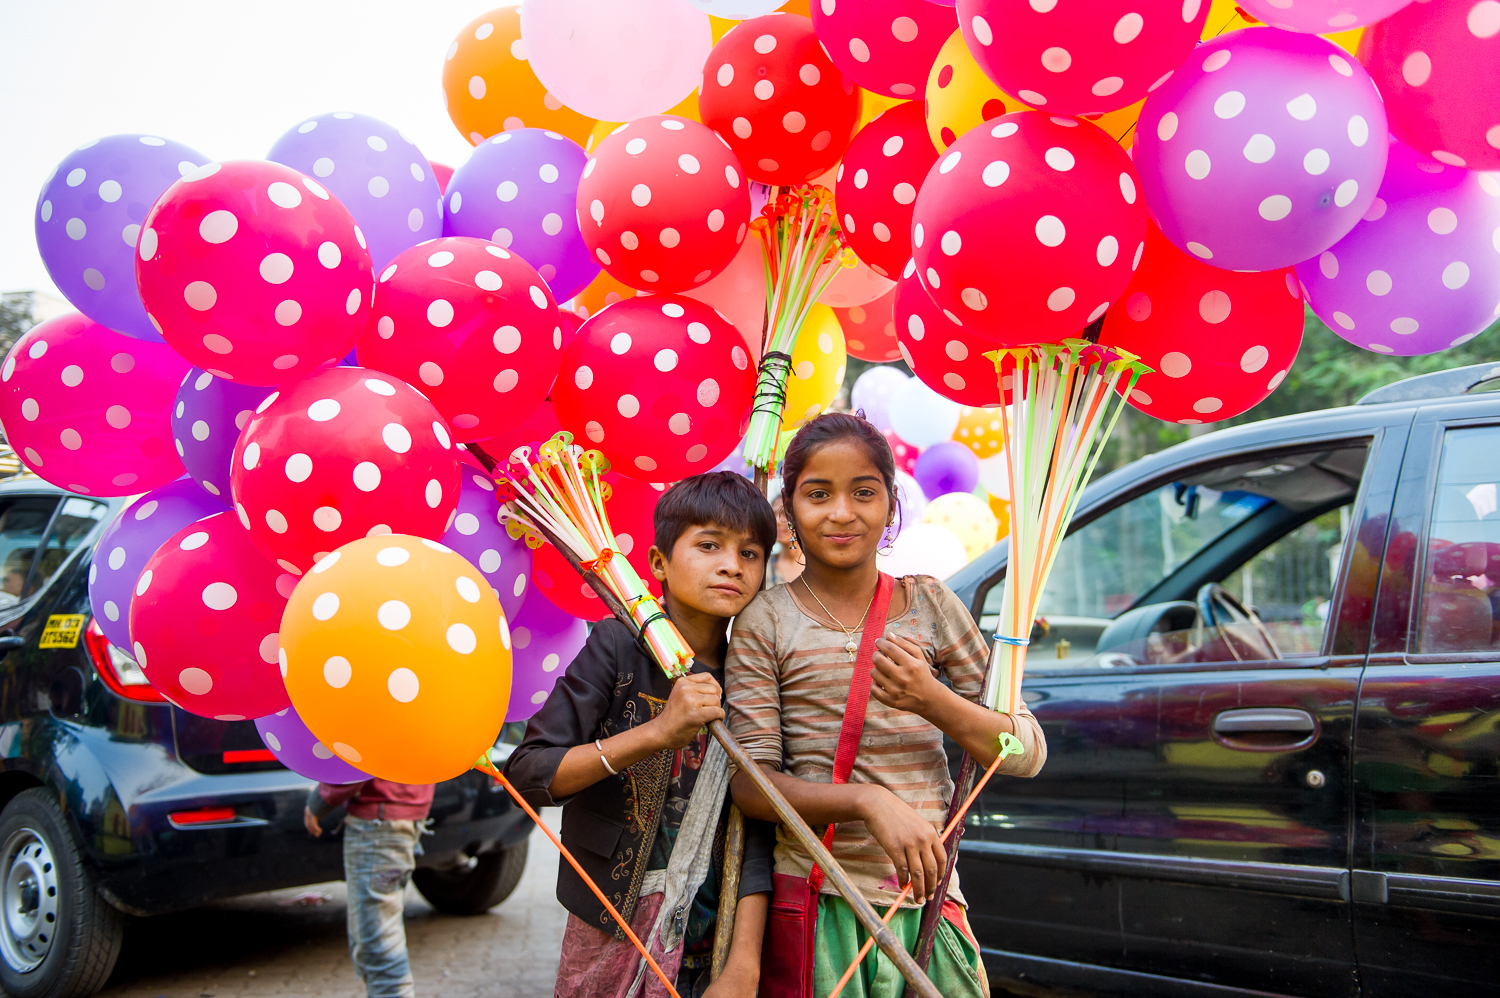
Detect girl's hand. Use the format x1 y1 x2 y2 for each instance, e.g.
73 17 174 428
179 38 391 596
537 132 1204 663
871 633 941 716
856 786 946 902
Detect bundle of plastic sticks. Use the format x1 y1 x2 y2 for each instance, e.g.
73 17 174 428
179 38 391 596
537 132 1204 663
741 184 853 480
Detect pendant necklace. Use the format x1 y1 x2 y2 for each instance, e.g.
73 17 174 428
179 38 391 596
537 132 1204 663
801 577 874 660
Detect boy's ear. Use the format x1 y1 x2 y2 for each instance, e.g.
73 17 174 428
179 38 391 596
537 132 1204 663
647 545 669 583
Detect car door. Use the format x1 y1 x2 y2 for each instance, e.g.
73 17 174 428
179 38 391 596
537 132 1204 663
1351 402 1500 995
958 430 1405 997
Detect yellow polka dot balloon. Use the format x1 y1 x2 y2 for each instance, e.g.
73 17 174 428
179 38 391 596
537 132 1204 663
952 405 1006 459
442 7 595 147
922 492 999 564
781 304 847 432
281 535 511 784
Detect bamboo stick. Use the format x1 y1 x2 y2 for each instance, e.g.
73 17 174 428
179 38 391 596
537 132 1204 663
709 806 746 981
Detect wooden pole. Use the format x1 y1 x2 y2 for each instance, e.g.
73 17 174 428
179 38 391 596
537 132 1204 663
709 806 745 980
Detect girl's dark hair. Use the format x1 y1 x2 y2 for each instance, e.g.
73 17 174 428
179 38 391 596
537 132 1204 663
780 411 899 546
653 471 777 558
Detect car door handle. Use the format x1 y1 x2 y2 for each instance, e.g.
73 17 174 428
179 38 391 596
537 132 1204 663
0 635 25 652
1213 707 1316 734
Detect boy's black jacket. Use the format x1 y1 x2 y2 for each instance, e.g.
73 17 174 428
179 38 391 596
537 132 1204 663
505 618 773 938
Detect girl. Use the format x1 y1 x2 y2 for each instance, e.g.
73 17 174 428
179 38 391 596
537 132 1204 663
725 412 1047 998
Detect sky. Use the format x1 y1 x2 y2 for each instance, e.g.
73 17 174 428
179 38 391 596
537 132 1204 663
0 0 497 299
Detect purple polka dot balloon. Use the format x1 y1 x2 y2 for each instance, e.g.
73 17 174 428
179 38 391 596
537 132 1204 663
506 591 588 721
172 368 274 506
88 479 225 650
1134 27 1388 272
443 129 599 302
34 134 209 341
267 112 443 270
442 468 534 620
255 704 370 784
1237 0 1415 34
1296 142 1500 357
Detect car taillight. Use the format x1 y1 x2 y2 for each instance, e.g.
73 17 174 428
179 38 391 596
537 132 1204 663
84 618 167 703
168 807 236 827
223 749 275 764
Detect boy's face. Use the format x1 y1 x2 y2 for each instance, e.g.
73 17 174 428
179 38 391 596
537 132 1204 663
649 524 766 618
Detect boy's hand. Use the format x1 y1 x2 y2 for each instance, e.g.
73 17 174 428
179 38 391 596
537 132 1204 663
857 786 946 902
651 671 724 750
303 806 322 838
871 633 941 716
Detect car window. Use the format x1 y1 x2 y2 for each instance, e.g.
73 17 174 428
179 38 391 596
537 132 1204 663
1417 426 1500 653
1221 505 1350 655
25 497 108 597
0 497 61 608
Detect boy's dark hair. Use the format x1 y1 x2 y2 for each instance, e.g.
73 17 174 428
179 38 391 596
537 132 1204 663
652 471 777 558
780 411 899 542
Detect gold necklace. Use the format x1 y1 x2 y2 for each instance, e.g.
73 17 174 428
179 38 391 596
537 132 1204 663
801 577 874 661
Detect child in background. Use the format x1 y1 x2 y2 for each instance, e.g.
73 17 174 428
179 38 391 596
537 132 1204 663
506 472 778 998
726 412 1048 998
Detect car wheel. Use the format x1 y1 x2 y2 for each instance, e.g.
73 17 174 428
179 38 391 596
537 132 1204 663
412 840 528 915
0 789 123 998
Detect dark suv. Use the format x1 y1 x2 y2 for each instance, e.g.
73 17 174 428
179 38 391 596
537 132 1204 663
0 481 532 998
948 363 1500 998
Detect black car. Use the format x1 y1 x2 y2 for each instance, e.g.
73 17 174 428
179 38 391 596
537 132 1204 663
947 362 1500 998
0 480 533 998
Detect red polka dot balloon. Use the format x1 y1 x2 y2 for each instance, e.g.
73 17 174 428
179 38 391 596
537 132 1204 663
358 237 560 442
835 285 901 362
1359 0 1500 171
698 14 863 185
136 161 374 387
576 115 751 294
231 367 461 575
910 111 1146 344
836 102 938 278
475 399 564 464
895 262 1014 407
955 0 1210 116
552 296 756 482
811 0 957 99
0 313 188 496
129 511 291 721
1100 225 1305 425
528 474 665 621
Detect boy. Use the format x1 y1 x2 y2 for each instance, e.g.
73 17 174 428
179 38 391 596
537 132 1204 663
506 472 777 998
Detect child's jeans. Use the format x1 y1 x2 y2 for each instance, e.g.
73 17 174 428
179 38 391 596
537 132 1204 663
344 816 423 998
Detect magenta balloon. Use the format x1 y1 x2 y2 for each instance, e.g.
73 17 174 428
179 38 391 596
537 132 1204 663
1238 0 1413 33
913 440 979 499
256 704 371 784
88 479 225 650
812 0 955 99
0 313 188 496
506 592 588 722
1134 27 1388 272
1296 142 1500 357
442 468 533 620
172 368 274 506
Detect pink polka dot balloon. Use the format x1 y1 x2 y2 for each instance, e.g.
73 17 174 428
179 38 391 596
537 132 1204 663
909 111 1147 344
954 0 1210 115
442 468 533 620
1134 28 1389 272
505 592 589 721
894 263 1011 406
0 312 188 496
135 160 375 386
1296 142 1500 356
358 237 561 441
836 102 939 279
552 295 757 481
129 511 292 720
1101 224 1305 424
255 704 371 783
173 368 274 505
89 479 225 650
576 115 751 293
1240 0 1415 33
1359 0 1500 171
230 366 461 575
811 0 956 99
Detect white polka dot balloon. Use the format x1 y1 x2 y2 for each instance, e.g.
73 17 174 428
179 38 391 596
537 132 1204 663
1133 28 1389 272
129 510 293 720
1100 224 1305 424
267 111 444 270
909 111 1147 344
230 366 461 575
1238 0 1416 33
835 101 939 279
1296 142 1500 356
811 0 957 99
441 468 533 620
894 262 1014 407
0 312 189 496
33 134 209 342
359 236 561 442
280 534 511 784
172 367 274 504
135 160 375 386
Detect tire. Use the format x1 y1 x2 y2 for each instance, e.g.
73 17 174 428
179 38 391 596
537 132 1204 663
413 840 528 915
0 789 123 998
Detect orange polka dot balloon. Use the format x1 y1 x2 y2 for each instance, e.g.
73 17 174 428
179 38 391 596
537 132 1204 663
442 7 595 147
281 535 511 784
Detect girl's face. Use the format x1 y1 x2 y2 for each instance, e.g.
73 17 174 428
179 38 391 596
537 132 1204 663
788 438 893 573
